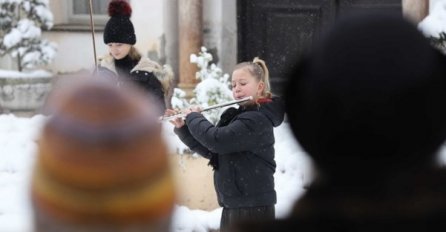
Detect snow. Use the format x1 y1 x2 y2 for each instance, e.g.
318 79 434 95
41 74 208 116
0 114 314 231
171 88 190 110
3 28 22 49
194 78 232 108
0 69 52 78
1 1 444 231
3 20 41 49
33 4 54 28
418 0 446 37
0 0 53 29
0 114 46 232
0 0 56 69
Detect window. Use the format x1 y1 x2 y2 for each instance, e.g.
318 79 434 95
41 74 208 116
68 0 108 25
52 0 109 31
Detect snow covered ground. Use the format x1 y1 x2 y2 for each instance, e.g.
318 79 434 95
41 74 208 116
0 114 314 232
1 1 445 231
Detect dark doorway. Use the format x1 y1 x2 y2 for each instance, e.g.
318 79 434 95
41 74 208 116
237 0 402 94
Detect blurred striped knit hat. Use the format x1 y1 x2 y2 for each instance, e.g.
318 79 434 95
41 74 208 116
31 78 175 231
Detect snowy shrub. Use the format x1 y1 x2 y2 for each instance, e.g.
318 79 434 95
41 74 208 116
171 46 233 124
0 0 57 71
418 1 446 54
171 88 189 110
428 32 446 53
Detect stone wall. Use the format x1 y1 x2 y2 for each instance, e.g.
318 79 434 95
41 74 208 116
170 154 219 211
0 76 52 113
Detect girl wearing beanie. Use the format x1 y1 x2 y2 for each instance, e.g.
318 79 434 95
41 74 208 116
98 0 172 112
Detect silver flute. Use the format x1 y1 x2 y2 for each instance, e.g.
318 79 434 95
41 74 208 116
160 96 253 121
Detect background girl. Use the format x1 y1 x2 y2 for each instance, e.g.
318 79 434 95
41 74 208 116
97 0 172 111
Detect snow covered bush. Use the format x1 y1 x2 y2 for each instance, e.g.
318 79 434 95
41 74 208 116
171 46 233 124
418 1 446 53
0 0 57 71
171 88 189 111
429 32 446 53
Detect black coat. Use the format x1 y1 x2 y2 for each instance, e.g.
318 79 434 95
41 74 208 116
175 97 285 208
97 55 166 112
130 69 165 112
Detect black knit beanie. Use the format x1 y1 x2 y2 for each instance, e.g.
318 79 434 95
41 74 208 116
103 0 136 45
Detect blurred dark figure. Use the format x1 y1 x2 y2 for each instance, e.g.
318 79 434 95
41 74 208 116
31 77 175 232
235 12 446 231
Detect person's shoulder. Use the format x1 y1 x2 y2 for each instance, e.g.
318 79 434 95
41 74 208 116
131 57 173 91
132 57 162 73
258 96 285 127
238 108 271 123
235 97 285 127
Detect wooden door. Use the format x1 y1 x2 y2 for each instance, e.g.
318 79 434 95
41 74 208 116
237 0 402 94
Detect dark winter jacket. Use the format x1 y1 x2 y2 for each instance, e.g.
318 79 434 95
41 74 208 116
97 55 169 112
174 97 285 208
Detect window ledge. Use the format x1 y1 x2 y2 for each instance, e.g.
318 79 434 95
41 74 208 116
51 24 105 32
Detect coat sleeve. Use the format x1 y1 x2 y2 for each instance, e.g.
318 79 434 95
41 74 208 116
145 75 166 110
185 111 270 154
174 125 213 159
96 67 119 83
130 70 166 110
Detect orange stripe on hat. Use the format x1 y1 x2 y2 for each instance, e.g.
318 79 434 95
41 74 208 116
37 133 170 189
32 161 175 224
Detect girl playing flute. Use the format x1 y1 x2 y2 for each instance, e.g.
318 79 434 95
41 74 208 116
165 57 285 231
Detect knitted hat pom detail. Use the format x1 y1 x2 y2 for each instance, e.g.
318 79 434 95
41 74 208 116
108 0 132 17
103 0 136 44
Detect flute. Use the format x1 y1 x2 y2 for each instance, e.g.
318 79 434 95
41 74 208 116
161 96 253 121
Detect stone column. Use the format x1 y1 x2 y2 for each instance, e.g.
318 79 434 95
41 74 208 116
221 0 237 74
163 0 179 108
178 0 203 98
402 0 429 24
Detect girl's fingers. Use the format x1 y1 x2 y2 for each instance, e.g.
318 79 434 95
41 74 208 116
192 106 202 112
164 109 172 116
169 117 185 128
164 109 180 117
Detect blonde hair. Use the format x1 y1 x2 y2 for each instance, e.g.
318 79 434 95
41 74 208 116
128 46 141 61
233 57 271 97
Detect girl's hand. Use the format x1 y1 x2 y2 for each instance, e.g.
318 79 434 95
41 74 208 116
183 106 202 116
164 109 185 128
